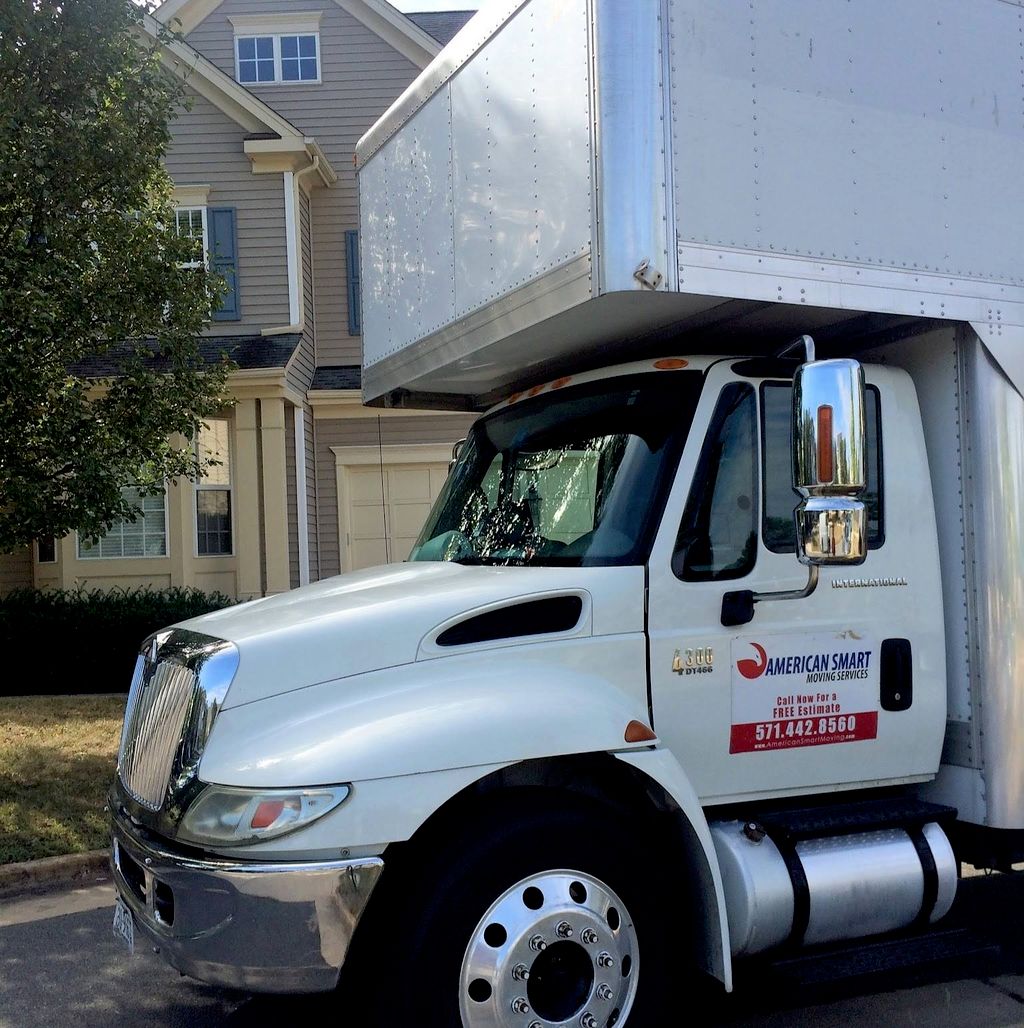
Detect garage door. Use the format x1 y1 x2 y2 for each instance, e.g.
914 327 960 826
343 462 450 571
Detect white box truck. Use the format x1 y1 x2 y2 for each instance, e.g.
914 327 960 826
110 2 1024 1025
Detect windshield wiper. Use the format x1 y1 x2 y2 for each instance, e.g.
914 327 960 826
453 555 528 566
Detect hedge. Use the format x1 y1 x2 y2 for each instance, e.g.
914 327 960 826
0 586 235 695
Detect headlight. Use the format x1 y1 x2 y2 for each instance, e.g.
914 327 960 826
177 784 351 846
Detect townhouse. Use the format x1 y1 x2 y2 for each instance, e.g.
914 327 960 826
2 0 477 599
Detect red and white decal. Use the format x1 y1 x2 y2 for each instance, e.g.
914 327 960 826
729 634 879 754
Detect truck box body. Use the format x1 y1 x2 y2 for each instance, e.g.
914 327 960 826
356 0 1024 408
868 325 1024 834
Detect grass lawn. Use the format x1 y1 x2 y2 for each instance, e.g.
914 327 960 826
0 694 126 864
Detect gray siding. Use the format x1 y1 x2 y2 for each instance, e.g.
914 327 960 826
186 0 423 364
0 548 33 594
314 413 475 577
166 90 290 335
286 191 316 393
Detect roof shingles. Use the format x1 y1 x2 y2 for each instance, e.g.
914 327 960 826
406 10 475 46
71 334 301 378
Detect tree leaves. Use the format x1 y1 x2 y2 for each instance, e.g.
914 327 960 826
0 0 232 551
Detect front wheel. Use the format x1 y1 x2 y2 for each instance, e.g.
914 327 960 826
460 867 639 1027
347 792 673 1027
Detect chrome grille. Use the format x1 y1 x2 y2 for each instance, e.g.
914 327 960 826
118 657 197 811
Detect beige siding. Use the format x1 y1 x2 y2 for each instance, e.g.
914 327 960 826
186 0 422 364
0 548 33 594
305 407 320 579
166 89 290 334
315 414 475 577
285 404 299 588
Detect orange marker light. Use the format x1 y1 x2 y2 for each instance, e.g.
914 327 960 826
624 720 657 743
527 385 544 397
653 358 688 370
551 376 572 389
251 800 285 829
817 405 834 483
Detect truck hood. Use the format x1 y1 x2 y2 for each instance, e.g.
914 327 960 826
178 562 645 710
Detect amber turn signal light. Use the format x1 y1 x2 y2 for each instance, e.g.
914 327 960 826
624 720 657 743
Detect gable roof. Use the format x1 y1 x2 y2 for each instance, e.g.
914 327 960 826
153 0 442 68
407 10 475 46
139 13 337 184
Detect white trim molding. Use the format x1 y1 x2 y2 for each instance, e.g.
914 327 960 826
172 184 211 207
229 11 323 34
283 171 301 325
331 442 455 466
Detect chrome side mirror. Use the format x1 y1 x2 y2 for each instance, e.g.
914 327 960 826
792 359 867 566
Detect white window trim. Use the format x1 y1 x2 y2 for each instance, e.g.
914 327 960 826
174 205 209 270
36 539 56 564
76 490 170 561
194 420 235 559
234 30 321 86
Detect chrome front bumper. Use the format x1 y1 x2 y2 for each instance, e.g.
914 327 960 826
110 810 384 993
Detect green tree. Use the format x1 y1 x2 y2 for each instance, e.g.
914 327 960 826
0 0 231 552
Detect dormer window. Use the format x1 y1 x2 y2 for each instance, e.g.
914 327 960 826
230 13 322 85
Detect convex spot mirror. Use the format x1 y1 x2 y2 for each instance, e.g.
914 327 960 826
792 358 867 566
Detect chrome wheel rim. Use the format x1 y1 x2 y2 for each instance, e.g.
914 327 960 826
459 869 639 1027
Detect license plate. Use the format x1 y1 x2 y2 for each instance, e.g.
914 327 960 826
112 896 135 955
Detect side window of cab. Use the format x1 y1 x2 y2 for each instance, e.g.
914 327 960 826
673 383 758 581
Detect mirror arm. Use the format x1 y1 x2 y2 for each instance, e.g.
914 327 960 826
720 566 819 627
775 333 816 363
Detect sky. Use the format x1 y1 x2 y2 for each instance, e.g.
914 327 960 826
391 0 482 11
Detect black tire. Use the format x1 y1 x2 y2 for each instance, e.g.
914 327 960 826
342 789 675 1028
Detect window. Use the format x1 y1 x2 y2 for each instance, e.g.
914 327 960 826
674 384 758 582
172 201 239 321
174 207 207 269
78 488 167 559
411 372 703 567
236 33 319 84
36 538 56 563
196 420 233 556
762 383 884 552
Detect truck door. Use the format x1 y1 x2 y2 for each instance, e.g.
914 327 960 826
645 359 940 802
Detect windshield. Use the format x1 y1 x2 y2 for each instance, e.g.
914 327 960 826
410 371 702 567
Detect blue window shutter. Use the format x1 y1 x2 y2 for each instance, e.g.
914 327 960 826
208 207 240 321
345 229 361 336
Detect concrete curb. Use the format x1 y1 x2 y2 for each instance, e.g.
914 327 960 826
0 850 110 900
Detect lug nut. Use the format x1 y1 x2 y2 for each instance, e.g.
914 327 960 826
512 963 530 981
529 934 547 952
556 920 573 938
581 1014 599 1028
597 983 614 1001
597 951 616 968
511 997 530 1014
581 927 599 945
